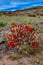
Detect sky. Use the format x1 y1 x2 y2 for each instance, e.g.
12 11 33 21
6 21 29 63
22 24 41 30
0 0 43 11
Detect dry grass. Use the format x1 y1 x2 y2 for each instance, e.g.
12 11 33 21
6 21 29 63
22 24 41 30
8 54 23 61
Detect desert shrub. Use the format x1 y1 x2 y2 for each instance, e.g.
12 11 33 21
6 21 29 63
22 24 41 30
5 24 40 54
0 20 7 26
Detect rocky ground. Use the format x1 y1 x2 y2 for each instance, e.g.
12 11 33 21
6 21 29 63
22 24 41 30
0 49 43 65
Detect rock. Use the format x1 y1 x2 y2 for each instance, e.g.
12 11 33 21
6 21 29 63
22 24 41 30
0 27 3 31
0 25 11 32
0 33 5 43
39 22 43 24
36 22 43 29
9 47 17 54
40 61 43 65
0 44 8 53
3 25 11 31
36 59 40 63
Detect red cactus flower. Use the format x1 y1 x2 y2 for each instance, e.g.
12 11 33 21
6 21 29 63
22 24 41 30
12 24 17 28
35 41 39 48
31 41 39 49
30 31 36 40
19 31 23 36
31 42 35 49
18 24 23 30
32 31 36 35
28 27 33 32
15 38 19 42
10 28 14 32
16 27 19 32
25 25 33 32
8 40 14 48
11 38 14 41
13 34 17 38
6 34 12 39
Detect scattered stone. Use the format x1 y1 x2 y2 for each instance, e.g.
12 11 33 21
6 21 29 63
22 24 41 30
0 33 5 43
40 61 43 65
0 44 8 53
3 25 11 31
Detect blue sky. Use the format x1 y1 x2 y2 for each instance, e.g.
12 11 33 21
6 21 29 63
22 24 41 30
0 0 43 11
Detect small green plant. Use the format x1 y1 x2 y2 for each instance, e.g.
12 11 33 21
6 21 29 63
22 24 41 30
0 20 7 26
11 21 15 25
32 26 38 31
39 29 43 33
10 20 18 25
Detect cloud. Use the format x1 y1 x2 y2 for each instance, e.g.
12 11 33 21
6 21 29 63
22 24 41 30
31 2 43 6
0 3 17 10
8 0 43 3
11 2 30 5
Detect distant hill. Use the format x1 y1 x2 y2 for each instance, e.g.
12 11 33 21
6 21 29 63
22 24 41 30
0 6 43 17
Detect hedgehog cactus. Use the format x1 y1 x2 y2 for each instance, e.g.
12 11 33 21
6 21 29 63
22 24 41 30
5 24 39 50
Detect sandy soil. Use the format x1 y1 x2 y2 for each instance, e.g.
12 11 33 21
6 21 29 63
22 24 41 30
0 50 43 65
